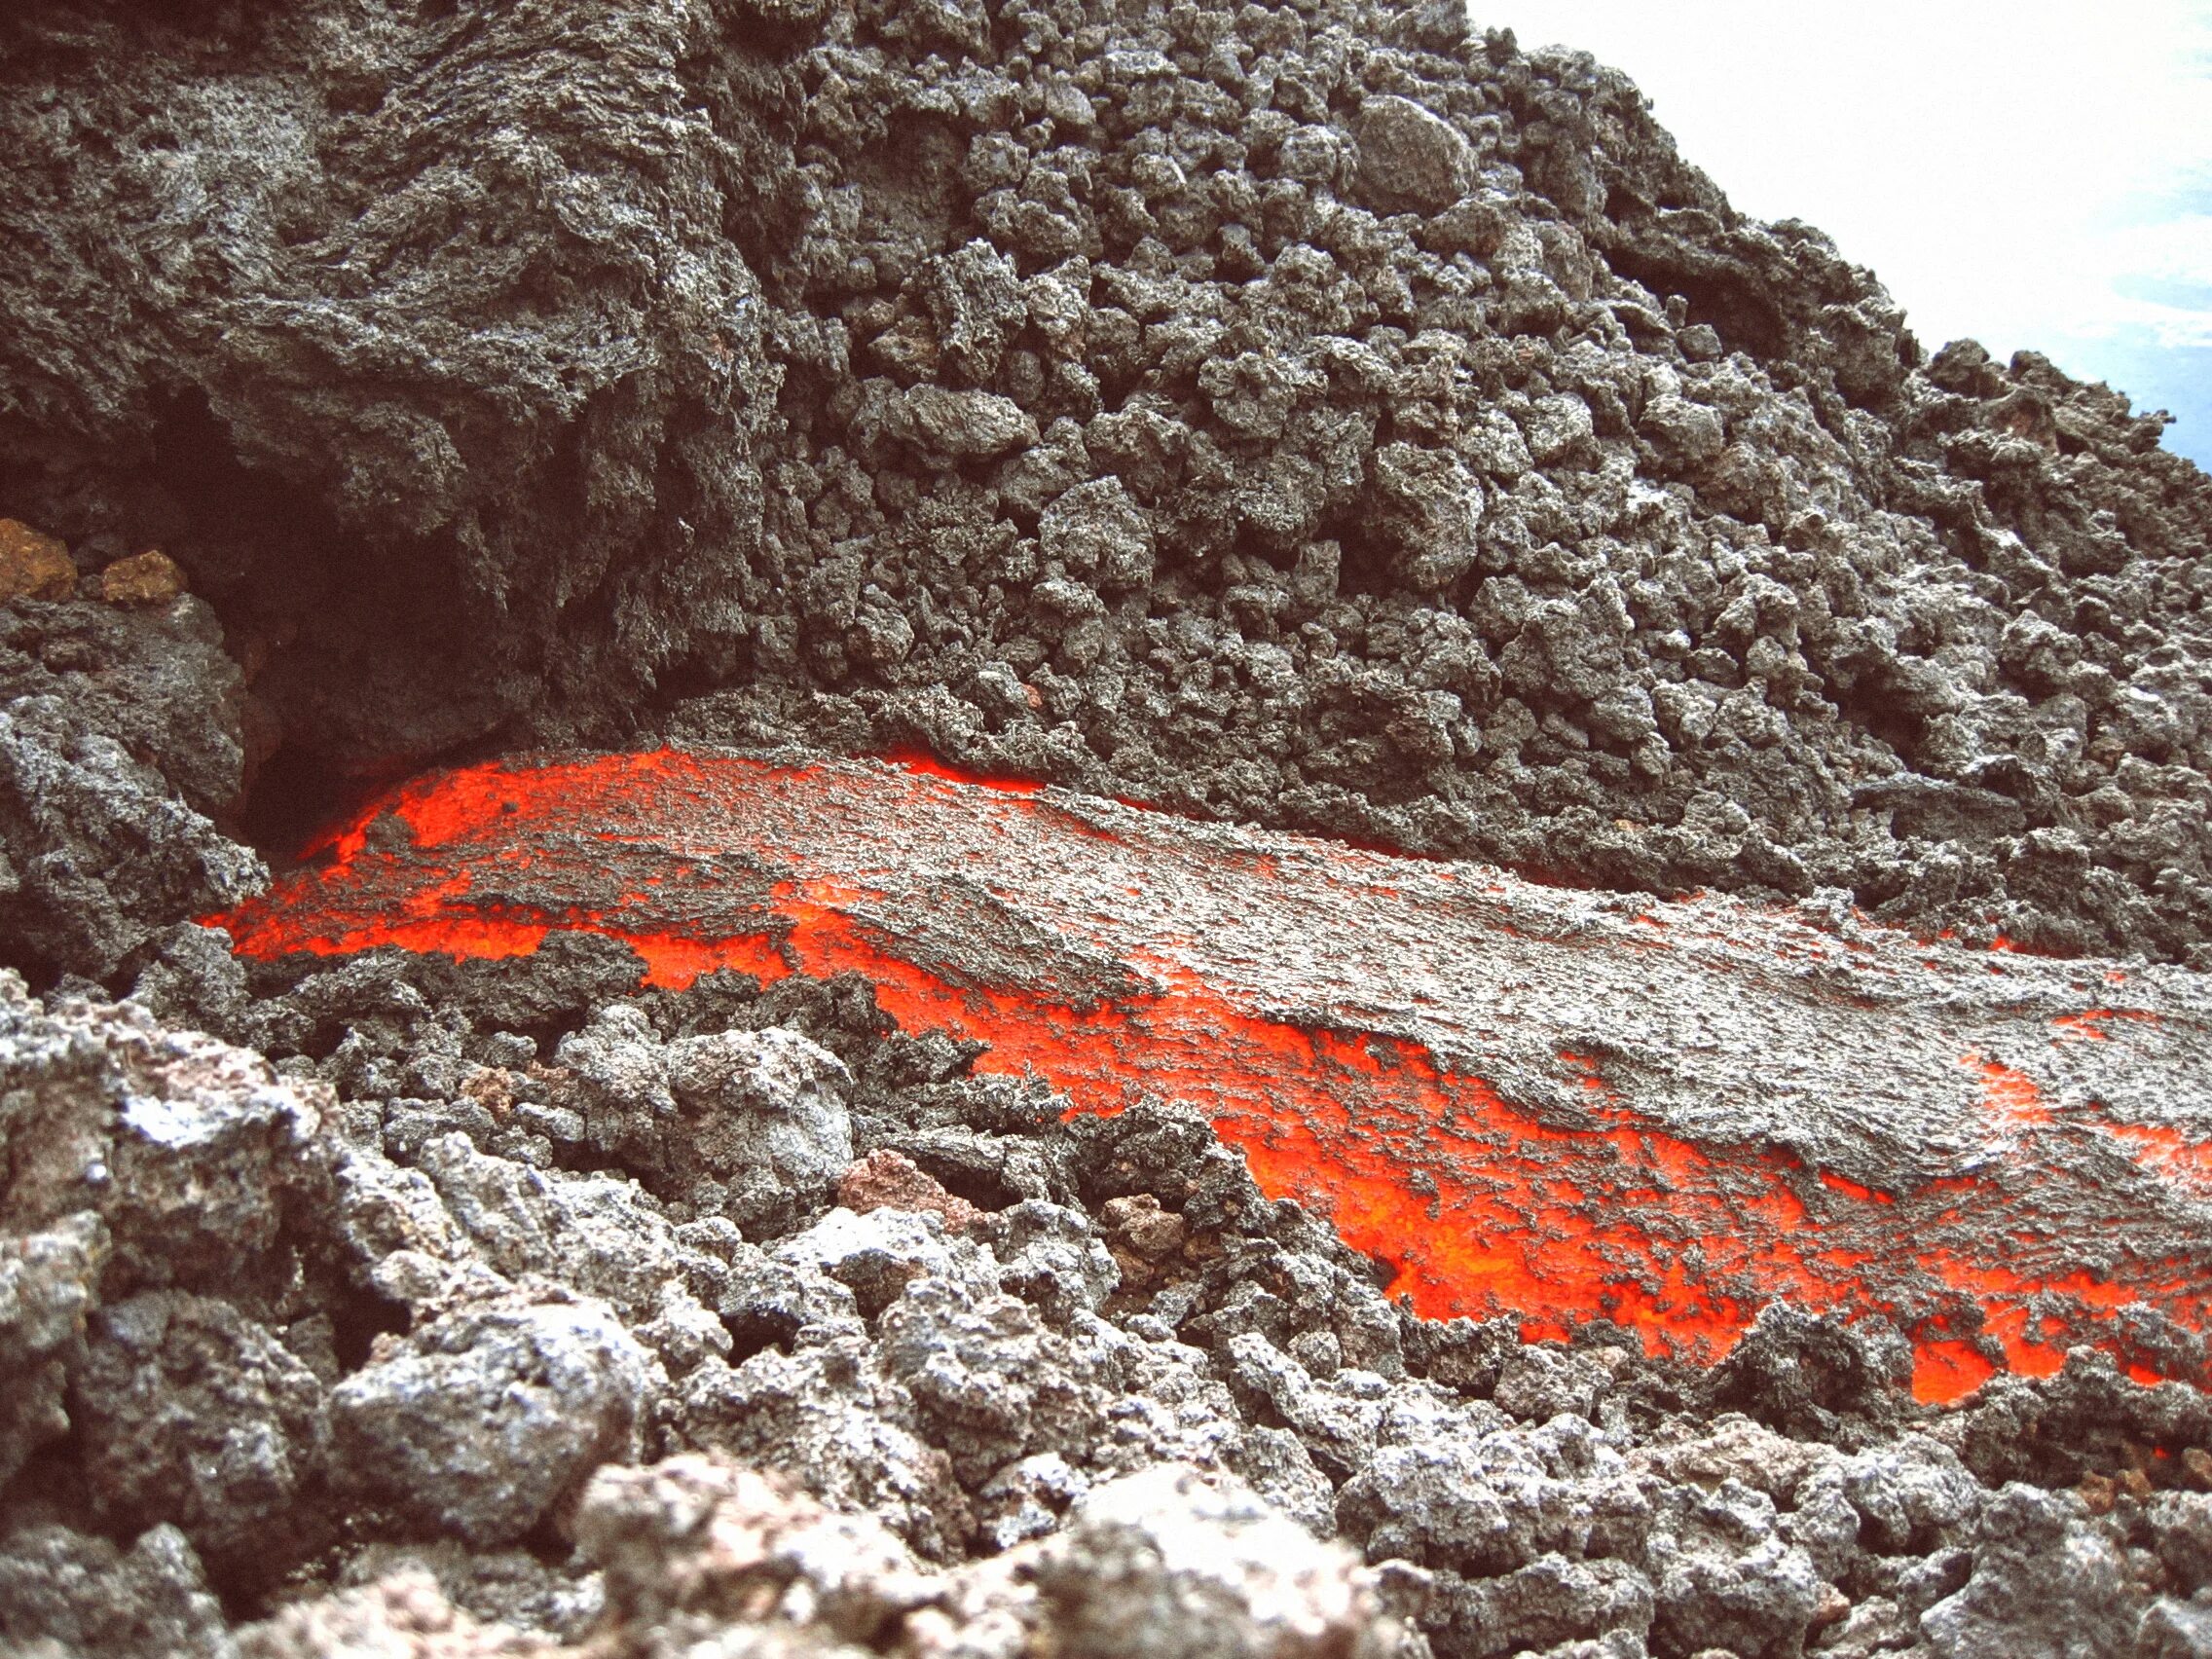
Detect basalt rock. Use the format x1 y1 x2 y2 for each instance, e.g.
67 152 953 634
3 0 2211 1653
1 0 2206 963
0 922 2202 1654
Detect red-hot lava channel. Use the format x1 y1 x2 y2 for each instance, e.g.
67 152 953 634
213 750 2212 1403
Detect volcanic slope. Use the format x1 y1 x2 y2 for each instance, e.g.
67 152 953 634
0 0 2208 970
215 749 2212 1405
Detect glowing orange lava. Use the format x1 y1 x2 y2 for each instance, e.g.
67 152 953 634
212 750 2212 1405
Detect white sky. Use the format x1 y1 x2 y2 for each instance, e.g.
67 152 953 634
1480 1 2212 464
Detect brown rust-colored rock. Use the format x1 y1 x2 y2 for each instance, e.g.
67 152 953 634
98 550 187 608
0 520 74 604
837 1149 983 1236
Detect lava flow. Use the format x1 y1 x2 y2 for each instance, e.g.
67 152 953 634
212 749 2212 1402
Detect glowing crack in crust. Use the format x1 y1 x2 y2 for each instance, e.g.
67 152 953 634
214 750 2212 1403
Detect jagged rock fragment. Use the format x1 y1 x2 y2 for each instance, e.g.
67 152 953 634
330 1297 657 1548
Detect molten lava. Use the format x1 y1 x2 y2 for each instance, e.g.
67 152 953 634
213 750 2212 1403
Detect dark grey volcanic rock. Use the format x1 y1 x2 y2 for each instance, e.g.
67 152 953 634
3 0 2211 1653
7 955 2211 1658
0 594 265 981
2 0 2208 963
1 0 786 771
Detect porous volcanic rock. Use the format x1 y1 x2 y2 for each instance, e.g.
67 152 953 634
1 935 2207 1655
0 586 264 981
4 0 2212 1652
2 0 2207 960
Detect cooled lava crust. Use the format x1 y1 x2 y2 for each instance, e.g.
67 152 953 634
215 749 2212 1403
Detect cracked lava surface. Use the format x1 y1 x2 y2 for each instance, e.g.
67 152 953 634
212 749 2212 1404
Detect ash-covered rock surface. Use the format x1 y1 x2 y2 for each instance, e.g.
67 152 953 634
1 0 2207 964
0 941 2207 1657
0 562 265 983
